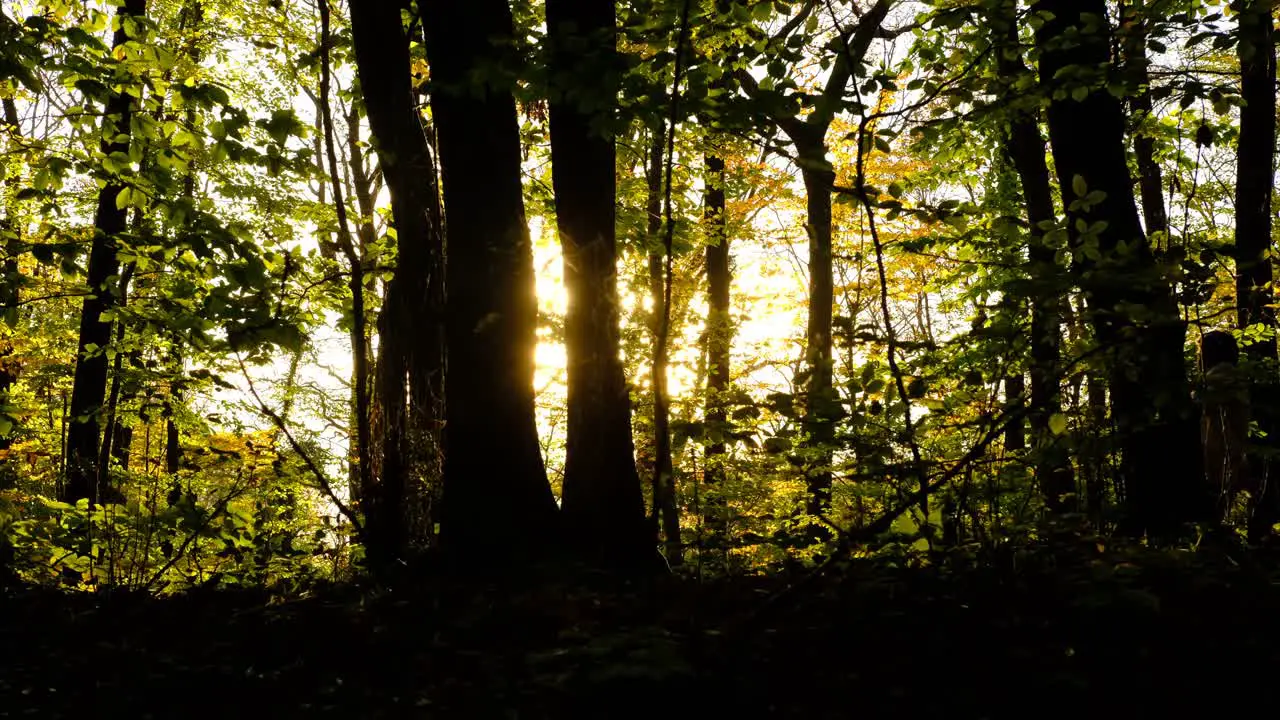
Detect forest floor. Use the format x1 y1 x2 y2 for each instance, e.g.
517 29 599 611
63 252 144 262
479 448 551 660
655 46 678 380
3 536 1280 719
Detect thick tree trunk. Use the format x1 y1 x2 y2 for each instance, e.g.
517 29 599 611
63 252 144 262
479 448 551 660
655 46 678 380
421 0 559 560
1233 0 1279 541
644 124 681 565
703 151 731 544
1035 0 1202 536
547 0 650 567
65 0 146 505
350 0 449 562
992 3 1073 511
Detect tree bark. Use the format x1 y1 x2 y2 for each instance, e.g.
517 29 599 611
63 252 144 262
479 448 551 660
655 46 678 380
736 0 891 519
703 150 731 544
644 124 681 565
1035 0 1202 536
992 2 1073 511
421 0 559 561
547 0 651 567
350 0 449 562
65 0 146 505
0 81 21 456
1233 0 1278 541
318 0 373 559
1120 0 1169 240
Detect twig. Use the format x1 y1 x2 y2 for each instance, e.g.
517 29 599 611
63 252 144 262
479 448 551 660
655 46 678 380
235 356 365 540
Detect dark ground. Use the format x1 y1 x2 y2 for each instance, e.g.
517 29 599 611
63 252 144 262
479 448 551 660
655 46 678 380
3 539 1280 719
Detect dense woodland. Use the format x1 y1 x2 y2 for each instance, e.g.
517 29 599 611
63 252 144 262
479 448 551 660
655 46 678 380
3 0 1280 714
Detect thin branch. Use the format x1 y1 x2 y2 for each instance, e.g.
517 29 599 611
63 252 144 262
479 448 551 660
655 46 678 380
235 355 365 539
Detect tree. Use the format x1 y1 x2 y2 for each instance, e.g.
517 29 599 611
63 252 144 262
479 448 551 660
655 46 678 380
1231 0 1277 541
1035 0 1202 535
348 0 446 567
735 0 893 518
64 0 147 505
989 0 1073 511
703 148 731 543
0 32 22 459
421 0 559 561
643 120 682 565
547 0 651 566
316 0 373 565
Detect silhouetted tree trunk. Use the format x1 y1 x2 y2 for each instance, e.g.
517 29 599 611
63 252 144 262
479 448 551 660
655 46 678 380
1120 0 1169 242
547 0 651 567
0 81 21 457
350 0 448 563
644 123 681 565
736 0 891 519
111 420 132 470
1233 0 1278 541
1035 0 1201 536
421 0 559 561
65 0 146 505
703 150 731 544
992 1 1073 510
318 0 374 563
0 81 15 584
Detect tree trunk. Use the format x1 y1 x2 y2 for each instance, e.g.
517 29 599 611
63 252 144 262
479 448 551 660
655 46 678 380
1233 0 1278 541
644 124 681 565
0 86 21 455
64 0 146 505
421 0 559 561
318 0 373 560
547 0 651 567
1120 0 1169 241
1035 0 1201 536
992 2 1073 511
350 0 449 562
703 151 731 545
734 0 891 520
799 138 837 518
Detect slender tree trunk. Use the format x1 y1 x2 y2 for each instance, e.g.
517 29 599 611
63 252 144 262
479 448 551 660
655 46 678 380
98 262 135 502
0 88 21 457
421 0 559 560
1233 0 1278 541
1035 0 1201 536
350 0 449 562
547 0 650 567
347 105 380 499
1085 373 1108 521
65 0 146 505
735 0 890 520
1120 0 1169 241
992 2 1073 510
644 124 681 565
319 0 373 560
112 421 132 471
703 150 731 544
798 137 837 518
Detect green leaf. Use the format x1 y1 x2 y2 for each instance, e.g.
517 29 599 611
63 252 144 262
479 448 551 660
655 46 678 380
1071 174 1088 197
1048 413 1068 436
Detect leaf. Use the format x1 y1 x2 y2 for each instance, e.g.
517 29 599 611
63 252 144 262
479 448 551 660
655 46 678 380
1048 413 1068 436
1071 174 1088 198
